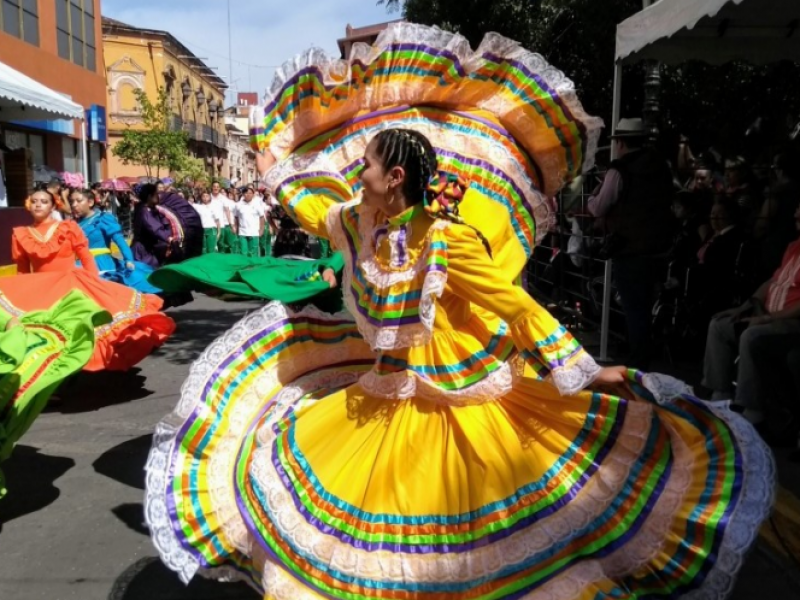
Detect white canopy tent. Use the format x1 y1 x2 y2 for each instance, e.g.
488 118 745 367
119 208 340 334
598 0 799 360
612 0 800 136
0 60 88 185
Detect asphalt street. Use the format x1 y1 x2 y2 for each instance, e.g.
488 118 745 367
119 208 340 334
0 295 798 600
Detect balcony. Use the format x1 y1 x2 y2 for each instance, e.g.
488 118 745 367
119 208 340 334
209 130 229 149
169 115 184 132
201 124 214 144
183 122 201 141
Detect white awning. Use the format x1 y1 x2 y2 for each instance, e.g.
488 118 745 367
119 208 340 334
616 0 800 65
0 60 85 121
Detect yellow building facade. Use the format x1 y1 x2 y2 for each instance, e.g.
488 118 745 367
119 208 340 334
102 17 228 179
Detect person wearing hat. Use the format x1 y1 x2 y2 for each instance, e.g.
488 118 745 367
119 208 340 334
588 117 674 369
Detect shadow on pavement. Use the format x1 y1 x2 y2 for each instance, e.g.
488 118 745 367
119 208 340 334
108 557 257 600
93 434 152 490
0 445 74 530
153 305 260 366
50 368 154 414
112 503 149 537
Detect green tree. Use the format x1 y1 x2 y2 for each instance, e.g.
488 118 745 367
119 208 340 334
112 86 189 178
380 1 800 157
173 155 209 188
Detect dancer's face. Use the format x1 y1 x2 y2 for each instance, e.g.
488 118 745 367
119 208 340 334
28 192 55 221
360 140 404 213
69 192 94 217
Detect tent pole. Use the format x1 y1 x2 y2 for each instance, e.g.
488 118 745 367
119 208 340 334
80 118 89 185
602 60 623 362
611 62 622 160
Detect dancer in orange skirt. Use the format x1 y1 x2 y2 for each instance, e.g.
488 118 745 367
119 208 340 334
3 189 175 371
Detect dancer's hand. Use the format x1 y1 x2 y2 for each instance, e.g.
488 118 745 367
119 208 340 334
593 366 627 386
125 261 135 271
322 268 338 289
5 317 20 331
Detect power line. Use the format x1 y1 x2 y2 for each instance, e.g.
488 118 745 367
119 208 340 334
174 34 280 69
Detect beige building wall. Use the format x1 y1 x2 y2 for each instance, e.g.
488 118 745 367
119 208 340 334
102 20 228 179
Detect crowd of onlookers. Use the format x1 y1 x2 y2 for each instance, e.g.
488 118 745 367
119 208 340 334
531 117 800 458
35 141 800 458
35 175 330 266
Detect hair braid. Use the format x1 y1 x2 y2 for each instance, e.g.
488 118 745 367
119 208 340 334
373 128 492 258
374 128 437 204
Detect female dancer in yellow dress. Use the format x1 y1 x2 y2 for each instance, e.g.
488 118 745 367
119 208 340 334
145 23 773 600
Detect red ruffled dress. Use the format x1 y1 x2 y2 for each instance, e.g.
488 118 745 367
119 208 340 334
4 220 175 371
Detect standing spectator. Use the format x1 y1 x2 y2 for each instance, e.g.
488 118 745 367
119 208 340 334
193 191 222 254
755 152 800 279
210 181 236 254
724 156 758 216
588 118 674 369
234 186 266 257
256 185 273 257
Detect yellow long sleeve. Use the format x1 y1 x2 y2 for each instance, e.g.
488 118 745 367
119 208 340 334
445 224 601 396
272 172 353 240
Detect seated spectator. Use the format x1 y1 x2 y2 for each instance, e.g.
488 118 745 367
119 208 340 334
686 154 724 194
724 156 759 226
702 203 800 433
667 190 711 285
695 197 747 320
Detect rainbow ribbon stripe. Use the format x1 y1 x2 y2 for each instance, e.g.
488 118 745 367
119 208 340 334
226 377 751 599
254 26 603 256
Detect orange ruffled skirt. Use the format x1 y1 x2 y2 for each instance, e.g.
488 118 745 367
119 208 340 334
0 270 175 371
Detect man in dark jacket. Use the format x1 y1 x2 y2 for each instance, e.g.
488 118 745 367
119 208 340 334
589 118 675 368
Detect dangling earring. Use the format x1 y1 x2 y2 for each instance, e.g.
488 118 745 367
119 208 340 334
386 184 395 206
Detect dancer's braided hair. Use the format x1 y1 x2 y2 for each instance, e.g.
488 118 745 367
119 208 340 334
372 129 438 203
372 128 492 257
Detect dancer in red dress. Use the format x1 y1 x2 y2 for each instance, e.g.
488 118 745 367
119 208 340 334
4 189 175 371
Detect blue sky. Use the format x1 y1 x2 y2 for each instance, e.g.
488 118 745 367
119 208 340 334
102 0 400 105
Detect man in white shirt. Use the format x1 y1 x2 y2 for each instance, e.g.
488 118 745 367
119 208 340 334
193 191 222 253
234 186 266 257
211 181 236 254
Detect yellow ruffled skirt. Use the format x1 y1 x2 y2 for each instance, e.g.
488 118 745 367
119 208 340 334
145 303 774 600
